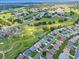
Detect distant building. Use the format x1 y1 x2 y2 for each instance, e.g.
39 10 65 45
59 53 69 59
55 8 64 15
16 54 24 59
75 46 79 59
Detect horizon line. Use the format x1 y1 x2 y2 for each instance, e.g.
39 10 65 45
0 1 79 3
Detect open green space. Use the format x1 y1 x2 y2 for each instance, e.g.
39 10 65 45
0 5 79 59
4 20 76 59
0 54 2 59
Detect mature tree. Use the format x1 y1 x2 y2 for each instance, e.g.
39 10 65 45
48 21 52 24
43 26 49 31
70 11 74 16
58 19 64 22
77 18 79 21
64 18 68 21
50 27 55 31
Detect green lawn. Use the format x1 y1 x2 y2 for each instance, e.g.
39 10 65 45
0 54 2 59
4 25 49 59
4 19 76 59
0 14 77 59
24 13 37 20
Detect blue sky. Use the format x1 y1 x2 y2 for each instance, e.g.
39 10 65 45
0 0 79 3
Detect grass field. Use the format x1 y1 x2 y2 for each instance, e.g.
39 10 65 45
0 5 79 59
5 21 76 59
0 13 77 59
4 25 49 59
0 54 2 59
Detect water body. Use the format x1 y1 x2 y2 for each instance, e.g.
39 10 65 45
0 3 33 10
0 4 23 10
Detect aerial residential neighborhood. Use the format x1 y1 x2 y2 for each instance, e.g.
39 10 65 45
0 0 79 59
